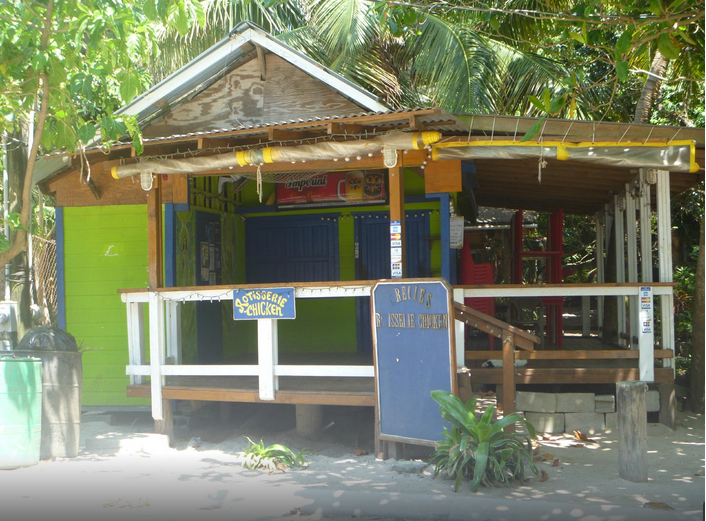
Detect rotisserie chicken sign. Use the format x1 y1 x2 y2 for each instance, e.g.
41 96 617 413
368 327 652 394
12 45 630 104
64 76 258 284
232 288 296 320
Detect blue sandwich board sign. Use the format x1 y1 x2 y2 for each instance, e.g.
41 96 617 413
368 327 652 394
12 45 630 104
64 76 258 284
233 288 296 320
372 279 457 445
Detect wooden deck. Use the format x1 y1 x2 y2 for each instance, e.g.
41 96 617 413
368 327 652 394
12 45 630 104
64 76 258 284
466 334 675 384
127 352 376 406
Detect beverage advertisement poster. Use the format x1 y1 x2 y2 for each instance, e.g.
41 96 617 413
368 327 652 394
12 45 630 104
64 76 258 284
277 170 386 207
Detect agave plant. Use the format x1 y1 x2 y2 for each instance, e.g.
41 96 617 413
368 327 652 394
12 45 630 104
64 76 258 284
242 437 311 471
429 390 538 492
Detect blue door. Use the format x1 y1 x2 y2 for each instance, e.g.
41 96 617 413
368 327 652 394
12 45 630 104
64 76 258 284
245 214 340 283
355 212 431 352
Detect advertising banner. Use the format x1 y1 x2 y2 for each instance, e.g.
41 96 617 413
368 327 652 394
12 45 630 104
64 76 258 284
277 170 386 207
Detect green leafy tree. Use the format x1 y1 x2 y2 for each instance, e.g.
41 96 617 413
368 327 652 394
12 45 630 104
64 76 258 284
0 0 204 266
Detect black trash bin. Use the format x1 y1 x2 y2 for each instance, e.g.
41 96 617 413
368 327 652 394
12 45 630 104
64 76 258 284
14 327 82 459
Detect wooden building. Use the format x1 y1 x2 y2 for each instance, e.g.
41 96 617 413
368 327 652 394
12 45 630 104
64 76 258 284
34 22 705 442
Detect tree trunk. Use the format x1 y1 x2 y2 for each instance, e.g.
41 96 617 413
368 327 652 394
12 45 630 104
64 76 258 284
7 128 33 341
633 50 670 124
603 218 619 344
689 218 704 413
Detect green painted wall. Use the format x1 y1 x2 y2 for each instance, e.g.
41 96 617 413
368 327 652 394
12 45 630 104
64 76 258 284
61 170 444 405
63 205 149 406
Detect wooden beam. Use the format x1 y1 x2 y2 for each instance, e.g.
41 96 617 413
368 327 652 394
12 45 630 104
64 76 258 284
326 122 371 135
267 128 307 141
147 174 163 289
466 349 674 360
389 151 405 277
256 44 266 80
501 330 515 431
656 169 675 371
470 367 674 384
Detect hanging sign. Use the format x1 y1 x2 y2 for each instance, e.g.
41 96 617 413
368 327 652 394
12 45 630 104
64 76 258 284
372 279 457 445
449 216 465 249
390 220 403 278
277 170 386 208
233 288 296 320
639 286 653 334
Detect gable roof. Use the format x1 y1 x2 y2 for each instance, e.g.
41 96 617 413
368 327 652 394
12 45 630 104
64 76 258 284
33 21 389 186
116 21 388 125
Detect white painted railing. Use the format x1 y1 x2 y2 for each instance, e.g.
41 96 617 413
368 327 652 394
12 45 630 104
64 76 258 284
456 283 673 383
121 282 375 420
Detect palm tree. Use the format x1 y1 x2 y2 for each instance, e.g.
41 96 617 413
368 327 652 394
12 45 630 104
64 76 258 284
151 0 575 116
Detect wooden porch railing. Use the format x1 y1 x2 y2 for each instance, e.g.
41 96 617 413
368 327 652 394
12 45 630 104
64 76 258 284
453 302 538 425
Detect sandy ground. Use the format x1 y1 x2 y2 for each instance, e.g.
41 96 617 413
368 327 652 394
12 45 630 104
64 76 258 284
0 401 703 521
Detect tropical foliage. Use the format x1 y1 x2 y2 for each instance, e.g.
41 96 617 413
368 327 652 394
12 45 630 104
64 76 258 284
242 437 311 471
429 390 538 492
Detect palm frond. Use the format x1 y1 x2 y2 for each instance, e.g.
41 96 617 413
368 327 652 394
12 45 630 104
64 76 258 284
308 0 380 58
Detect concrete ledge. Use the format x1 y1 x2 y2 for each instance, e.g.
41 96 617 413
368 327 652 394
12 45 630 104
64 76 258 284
525 412 564 434
564 412 605 434
605 412 618 429
556 393 595 413
516 392 556 413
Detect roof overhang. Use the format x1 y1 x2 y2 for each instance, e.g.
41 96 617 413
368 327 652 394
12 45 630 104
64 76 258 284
37 108 705 216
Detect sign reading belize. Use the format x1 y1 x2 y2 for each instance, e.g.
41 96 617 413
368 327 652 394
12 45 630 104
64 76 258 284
372 280 456 445
232 288 296 320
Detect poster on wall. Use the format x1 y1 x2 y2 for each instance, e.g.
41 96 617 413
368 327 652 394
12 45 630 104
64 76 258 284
196 212 221 286
277 170 386 208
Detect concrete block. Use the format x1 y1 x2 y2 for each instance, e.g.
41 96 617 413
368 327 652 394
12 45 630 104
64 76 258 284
564 413 605 434
85 433 170 453
516 392 556 413
605 412 618 429
556 393 595 413
646 390 660 412
525 412 564 434
595 395 615 413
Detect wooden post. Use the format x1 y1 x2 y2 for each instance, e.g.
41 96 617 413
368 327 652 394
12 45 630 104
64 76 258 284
638 286 655 382
626 184 639 347
257 318 277 400
148 291 165 422
502 330 515 432
147 174 163 289
596 212 604 338
656 170 674 372
617 381 648 482
453 288 465 368
658 382 676 430
127 302 146 385
614 195 626 347
389 152 406 277
154 398 174 447
638 170 653 284
581 296 591 337
165 301 182 365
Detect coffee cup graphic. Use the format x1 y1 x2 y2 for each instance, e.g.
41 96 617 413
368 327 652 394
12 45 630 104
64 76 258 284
337 171 364 202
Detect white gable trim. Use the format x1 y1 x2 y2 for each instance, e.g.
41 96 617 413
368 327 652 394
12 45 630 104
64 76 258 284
117 23 387 122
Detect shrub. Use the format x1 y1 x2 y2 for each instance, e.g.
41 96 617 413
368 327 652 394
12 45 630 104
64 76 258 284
242 437 311 471
429 390 538 492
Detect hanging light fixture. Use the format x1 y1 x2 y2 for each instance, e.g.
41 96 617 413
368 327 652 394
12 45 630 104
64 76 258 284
383 146 397 168
140 172 154 191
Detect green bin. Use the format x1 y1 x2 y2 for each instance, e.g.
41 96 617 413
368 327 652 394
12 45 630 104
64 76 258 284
0 356 42 469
